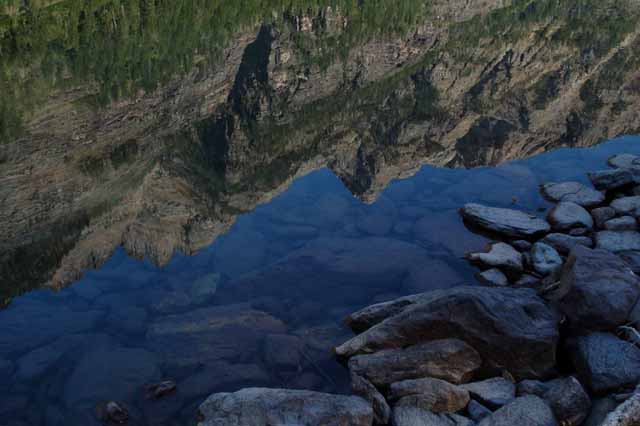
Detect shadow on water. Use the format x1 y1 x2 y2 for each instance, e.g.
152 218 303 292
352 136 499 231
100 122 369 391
0 136 639 425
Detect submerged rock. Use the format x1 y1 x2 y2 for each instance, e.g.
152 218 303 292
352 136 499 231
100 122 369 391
96 401 129 424
608 153 640 170
547 202 593 231
336 287 559 380
540 182 604 207
460 203 550 239
530 243 563 276
557 246 639 330
595 231 640 252
477 395 556 426
568 332 640 394
347 339 481 387
197 388 373 426
146 380 177 400
467 243 523 277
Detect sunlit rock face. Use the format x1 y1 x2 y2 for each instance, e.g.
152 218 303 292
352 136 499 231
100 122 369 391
1 0 640 299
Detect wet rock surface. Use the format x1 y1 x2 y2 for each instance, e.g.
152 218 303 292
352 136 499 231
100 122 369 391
460 204 550 239
540 182 604 207
547 201 593 231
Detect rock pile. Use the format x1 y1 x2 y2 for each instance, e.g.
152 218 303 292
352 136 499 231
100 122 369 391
197 153 640 426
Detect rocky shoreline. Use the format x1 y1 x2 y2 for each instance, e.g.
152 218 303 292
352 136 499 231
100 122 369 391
196 153 640 426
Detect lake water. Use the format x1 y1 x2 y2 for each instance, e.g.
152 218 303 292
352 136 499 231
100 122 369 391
1 136 640 425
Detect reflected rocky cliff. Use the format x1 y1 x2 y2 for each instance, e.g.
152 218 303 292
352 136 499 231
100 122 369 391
1 0 640 302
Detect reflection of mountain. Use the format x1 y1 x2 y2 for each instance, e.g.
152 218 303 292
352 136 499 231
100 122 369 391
1 0 640 301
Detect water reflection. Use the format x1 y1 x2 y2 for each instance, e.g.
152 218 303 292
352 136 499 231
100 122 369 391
1 136 639 425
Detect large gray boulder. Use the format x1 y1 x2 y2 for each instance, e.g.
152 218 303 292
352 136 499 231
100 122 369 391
517 377 591 426
351 374 390 425
556 245 640 330
197 388 373 426
389 378 470 413
392 405 474 426
540 182 604 208
336 287 559 380
592 207 617 229
460 204 550 239
347 339 481 387
604 216 638 231
595 231 640 253
601 391 640 426
547 202 593 231
477 396 557 426
568 332 640 394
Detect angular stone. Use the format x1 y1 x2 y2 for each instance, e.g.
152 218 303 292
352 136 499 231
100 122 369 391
396 389 470 414
592 207 617 229
467 243 523 277
531 242 563 276
605 216 638 231
461 378 516 409
612 196 640 216
557 246 640 330
568 332 640 394
351 374 390 425
477 395 556 426
347 339 481 387
589 169 635 191
336 287 559 380
542 233 592 255
392 404 472 426
547 202 593 231
468 400 492 422
595 231 640 252
542 377 591 426
460 203 550 239
540 182 604 207
476 268 509 287
609 153 640 170
389 378 470 413
198 388 373 426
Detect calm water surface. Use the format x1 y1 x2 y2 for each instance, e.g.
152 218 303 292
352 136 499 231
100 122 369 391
1 137 640 425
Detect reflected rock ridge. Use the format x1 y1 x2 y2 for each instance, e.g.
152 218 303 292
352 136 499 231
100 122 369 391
1 0 640 300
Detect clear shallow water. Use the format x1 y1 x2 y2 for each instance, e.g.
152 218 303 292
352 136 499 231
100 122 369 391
1 136 640 425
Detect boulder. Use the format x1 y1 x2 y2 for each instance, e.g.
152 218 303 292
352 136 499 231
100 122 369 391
197 388 373 426
568 332 640 394
512 240 532 252
547 202 593 231
516 377 590 426
476 269 509 287
392 405 474 426
556 246 639 330
604 216 638 231
351 374 391 425
460 204 550 239
345 294 428 333
477 396 556 426
611 196 640 216
595 231 640 252
592 207 617 229
589 169 635 191
336 287 559 380
540 182 604 207
583 398 621 426
460 378 515 409
530 243 563 276
542 233 592 255
347 339 481 387
601 391 640 426
466 243 523 277
608 153 640 170
389 378 470 412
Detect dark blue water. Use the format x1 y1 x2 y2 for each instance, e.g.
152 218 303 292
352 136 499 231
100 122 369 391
1 137 640 425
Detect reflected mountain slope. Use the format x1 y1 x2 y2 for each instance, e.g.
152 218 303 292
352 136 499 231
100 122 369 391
1 0 640 301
